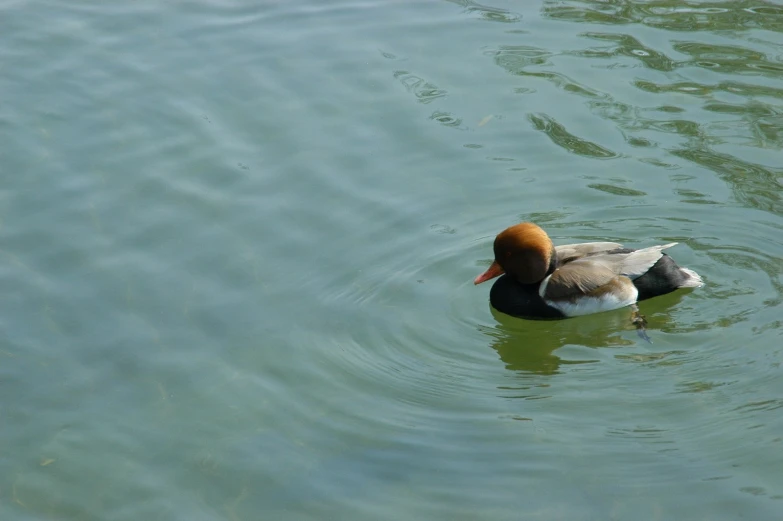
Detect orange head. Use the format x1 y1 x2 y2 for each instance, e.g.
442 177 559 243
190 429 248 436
474 223 556 285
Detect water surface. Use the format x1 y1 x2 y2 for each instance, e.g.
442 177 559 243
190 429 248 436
1 0 782 519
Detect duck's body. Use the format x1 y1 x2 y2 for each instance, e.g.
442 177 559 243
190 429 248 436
475 223 702 319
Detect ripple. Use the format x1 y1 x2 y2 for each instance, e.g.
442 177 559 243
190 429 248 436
487 45 553 72
615 350 689 365
745 6 783 15
739 486 767 496
677 380 730 393
429 111 464 129
587 183 646 196
447 0 522 23
393 70 447 104
606 425 671 441
579 32 675 71
734 399 783 413
674 41 783 77
430 224 457 235
670 148 783 216
636 79 783 99
528 113 618 158
544 0 783 32
675 188 721 205
703 101 780 117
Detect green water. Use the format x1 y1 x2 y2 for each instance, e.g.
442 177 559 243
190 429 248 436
2 0 782 519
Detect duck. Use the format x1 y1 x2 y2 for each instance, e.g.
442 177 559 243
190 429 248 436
474 223 703 330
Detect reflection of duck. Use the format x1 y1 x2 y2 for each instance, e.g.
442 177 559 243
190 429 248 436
474 223 702 320
486 291 690 374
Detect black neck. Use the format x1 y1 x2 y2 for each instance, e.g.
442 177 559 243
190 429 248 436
546 246 558 276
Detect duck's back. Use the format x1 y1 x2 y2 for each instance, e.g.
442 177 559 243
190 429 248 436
558 244 702 301
554 242 623 263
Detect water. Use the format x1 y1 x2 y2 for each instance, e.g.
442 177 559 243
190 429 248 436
1 0 782 519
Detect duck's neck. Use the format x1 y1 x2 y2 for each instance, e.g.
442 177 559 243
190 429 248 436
545 245 558 276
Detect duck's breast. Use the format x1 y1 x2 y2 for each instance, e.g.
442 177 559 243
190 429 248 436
489 275 564 319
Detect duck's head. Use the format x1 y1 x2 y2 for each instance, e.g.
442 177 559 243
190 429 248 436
474 222 556 285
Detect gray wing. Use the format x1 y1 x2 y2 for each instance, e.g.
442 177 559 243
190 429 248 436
543 243 678 299
617 243 677 279
555 242 677 279
555 242 623 264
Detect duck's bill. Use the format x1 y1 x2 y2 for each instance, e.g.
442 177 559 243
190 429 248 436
474 261 504 285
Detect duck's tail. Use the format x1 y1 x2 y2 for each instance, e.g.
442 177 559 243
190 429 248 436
679 267 704 288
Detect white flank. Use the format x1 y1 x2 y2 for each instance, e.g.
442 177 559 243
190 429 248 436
679 267 704 288
545 287 639 317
